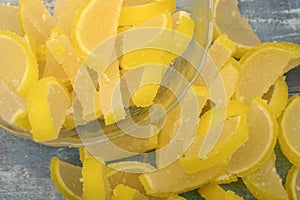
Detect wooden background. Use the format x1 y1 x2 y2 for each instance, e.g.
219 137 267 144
0 0 299 199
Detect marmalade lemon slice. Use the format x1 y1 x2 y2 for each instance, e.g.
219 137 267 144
43 35 70 83
82 157 110 200
209 58 239 104
0 30 38 97
112 184 147 200
286 165 300 200
278 95 300 168
0 4 23 36
242 152 289 200
36 43 47 77
171 10 195 48
213 0 261 58
50 157 82 200
198 183 243 200
194 35 236 87
112 183 186 200
73 66 104 124
72 0 125 124
72 0 123 55
75 61 124 125
162 11 195 64
138 158 228 196
27 77 71 142
78 128 158 162
226 97 278 176
54 0 84 37
225 191 244 200
180 114 248 173
119 0 176 26
63 113 76 131
106 161 155 175
131 83 161 107
263 76 288 119
0 77 30 131
156 86 203 169
107 161 185 199
107 161 155 199
120 11 172 70
182 100 248 162
79 147 90 163
45 30 82 85
121 12 172 107
236 42 300 105
98 60 126 125
157 85 209 150
18 0 56 48
208 34 236 70
283 42 300 73
284 57 300 73
199 183 225 199
42 54 69 87
213 172 238 185
131 66 166 107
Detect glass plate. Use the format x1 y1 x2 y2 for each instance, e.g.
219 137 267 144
0 0 213 147
0 0 299 199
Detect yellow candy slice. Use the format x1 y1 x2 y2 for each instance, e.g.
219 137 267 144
208 34 236 70
194 35 236 87
82 157 110 200
179 100 248 171
243 152 288 200
120 11 172 70
198 184 243 200
263 76 288 118
98 61 126 125
27 77 71 142
226 97 278 176
213 0 261 58
45 30 82 85
18 0 56 48
72 0 123 55
54 0 84 37
119 0 176 26
50 157 82 200
0 4 23 36
112 184 147 200
236 42 300 104
180 114 248 173
139 159 228 196
156 86 204 169
209 58 239 104
0 30 38 97
0 77 30 130
278 95 300 168
286 165 300 200
163 11 195 64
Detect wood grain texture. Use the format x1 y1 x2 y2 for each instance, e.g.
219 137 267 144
0 130 80 200
0 0 299 199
